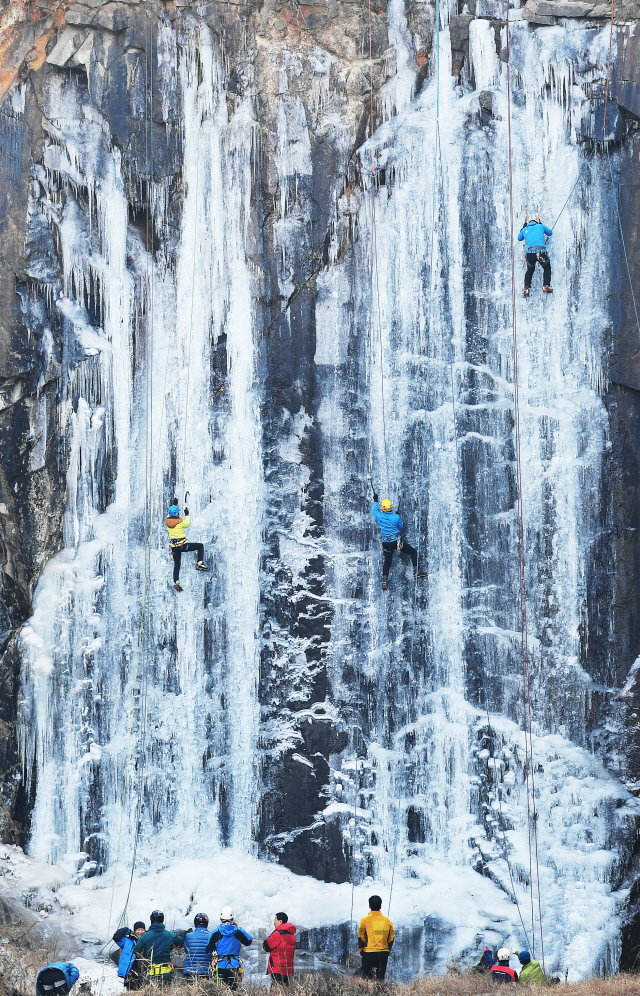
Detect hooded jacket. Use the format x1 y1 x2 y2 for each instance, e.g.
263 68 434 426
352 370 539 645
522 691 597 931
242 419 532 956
519 959 547 985
113 928 140 979
134 922 183 965
372 502 404 542
183 926 212 975
206 923 252 968
263 922 296 976
36 964 80 995
166 515 190 543
517 220 552 252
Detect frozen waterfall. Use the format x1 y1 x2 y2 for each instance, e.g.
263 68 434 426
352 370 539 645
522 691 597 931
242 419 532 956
14 7 640 981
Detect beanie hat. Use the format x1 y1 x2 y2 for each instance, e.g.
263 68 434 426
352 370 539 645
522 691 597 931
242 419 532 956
518 951 531 965
133 922 145 932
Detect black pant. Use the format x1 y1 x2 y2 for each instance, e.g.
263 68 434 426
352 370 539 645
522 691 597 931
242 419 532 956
124 966 144 991
524 250 551 288
38 969 70 995
215 968 240 989
171 542 204 581
361 952 389 980
270 974 291 986
382 540 417 579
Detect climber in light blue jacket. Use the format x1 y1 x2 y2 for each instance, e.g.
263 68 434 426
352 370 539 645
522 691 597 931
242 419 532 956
518 215 553 296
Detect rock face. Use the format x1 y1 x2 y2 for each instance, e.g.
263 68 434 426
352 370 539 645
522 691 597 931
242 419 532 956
3 0 640 978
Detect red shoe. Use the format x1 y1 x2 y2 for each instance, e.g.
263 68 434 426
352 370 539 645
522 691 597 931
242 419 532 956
523 287 530 298
543 285 553 293
382 580 388 591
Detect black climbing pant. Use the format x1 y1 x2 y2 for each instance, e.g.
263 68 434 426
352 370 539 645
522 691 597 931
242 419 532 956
382 540 417 579
215 968 241 990
171 542 204 582
524 250 551 288
361 952 389 981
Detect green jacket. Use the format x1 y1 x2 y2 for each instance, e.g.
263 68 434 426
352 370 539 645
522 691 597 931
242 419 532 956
134 923 183 966
519 959 547 985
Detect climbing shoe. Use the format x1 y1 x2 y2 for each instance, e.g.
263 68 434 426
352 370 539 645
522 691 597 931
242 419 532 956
543 285 553 293
523 287 530 298
195 561 209 572
382 580 388 591
174 581 183 593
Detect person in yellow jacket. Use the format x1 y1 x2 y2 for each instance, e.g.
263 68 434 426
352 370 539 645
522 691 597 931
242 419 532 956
357 896 394 981
166 503 207 592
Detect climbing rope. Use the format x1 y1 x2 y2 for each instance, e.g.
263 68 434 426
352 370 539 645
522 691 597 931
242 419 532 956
99 20 206 991
388 0 441 918
505 6 545 968
368 0 390 494
602 0 615 136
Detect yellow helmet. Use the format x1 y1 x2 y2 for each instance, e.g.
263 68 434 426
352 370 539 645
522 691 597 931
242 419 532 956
381 499 393 512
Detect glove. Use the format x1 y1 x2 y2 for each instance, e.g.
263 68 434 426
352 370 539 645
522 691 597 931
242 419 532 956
184 507 189 516
373 493 378 503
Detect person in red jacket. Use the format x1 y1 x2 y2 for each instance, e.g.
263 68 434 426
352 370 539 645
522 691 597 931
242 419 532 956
262 913 296 987
486 947 519 983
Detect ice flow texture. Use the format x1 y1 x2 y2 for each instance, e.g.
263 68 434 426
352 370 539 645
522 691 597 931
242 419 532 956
14 12 640 980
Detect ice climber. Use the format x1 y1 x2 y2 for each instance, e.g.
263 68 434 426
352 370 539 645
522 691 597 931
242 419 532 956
358 895 394 981
112 922 146 989
263 912 297 986
133 910 184 985
482 947 519 982
183 913 212 978
518 215 553 296
372 492 419 591
206 906 253 990
36 964 80 996
166 502 208 592
515 950 547 985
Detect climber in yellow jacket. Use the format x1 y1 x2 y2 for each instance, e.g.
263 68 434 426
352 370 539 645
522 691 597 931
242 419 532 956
166 503 208 592
358 896 394 981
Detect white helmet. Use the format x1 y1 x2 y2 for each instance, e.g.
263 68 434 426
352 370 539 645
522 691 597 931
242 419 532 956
497 948 511 961
220 906 234 922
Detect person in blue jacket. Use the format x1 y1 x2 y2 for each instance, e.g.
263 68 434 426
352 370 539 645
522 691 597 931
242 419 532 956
206 906 252 989
372 493 419 591
183 912 212 978
112 921 146 989
36 963 79 996
518 215 553 296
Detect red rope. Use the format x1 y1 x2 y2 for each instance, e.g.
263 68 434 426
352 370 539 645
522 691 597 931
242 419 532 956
602 0 615 136
505 7 546 970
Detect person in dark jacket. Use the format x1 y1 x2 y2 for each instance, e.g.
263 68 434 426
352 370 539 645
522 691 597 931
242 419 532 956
36 964 80 996
262 913 296 986
482 947 519 983
133 910 184 985
517 216 553 295
183 913 212 977
206 906 252 990
372 495 419 590
113 922 146 990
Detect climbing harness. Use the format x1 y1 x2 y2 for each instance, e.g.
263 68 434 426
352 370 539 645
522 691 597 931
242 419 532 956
505 2 545 968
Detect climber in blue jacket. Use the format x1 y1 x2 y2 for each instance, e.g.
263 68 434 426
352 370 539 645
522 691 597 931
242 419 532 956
372 492 419 591
113 922 146 989
206 906 252 990
36 964 79 996
183 913 212 977
518 215 553 296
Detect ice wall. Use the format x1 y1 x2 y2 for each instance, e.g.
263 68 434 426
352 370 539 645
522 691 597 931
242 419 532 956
13 6 640 982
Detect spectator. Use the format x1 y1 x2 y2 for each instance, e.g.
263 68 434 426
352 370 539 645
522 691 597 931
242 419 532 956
358 896 394 981
263 913 296 987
